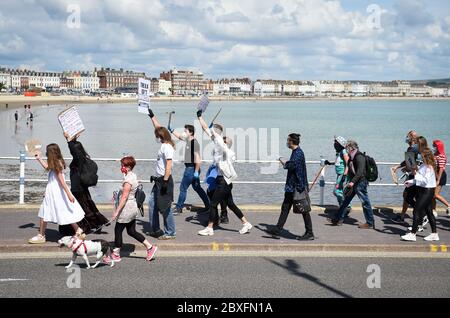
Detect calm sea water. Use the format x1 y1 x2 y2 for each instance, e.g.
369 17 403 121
0 99 449 206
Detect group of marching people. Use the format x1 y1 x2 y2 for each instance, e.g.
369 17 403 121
26 105 449 264
27 107 257 264
321 131 448 241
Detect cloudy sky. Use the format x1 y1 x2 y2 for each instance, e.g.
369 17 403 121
0 0 449 80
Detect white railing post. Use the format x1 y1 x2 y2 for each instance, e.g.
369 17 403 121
19 150 26 205
319 158 326 206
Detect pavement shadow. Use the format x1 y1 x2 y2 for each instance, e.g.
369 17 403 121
54 261 110 269
180 213 240 234
18 222 62 243
263 258 353 298
436 217 450 232
137 219 151 233
256 223 298 240
376 225 405 236
317 213 359 227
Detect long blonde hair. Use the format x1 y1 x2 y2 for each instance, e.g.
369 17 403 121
421 148 436 171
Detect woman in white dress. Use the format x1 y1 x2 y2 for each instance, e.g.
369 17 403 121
28 144 85 244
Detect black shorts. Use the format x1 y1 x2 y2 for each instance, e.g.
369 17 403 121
439 170 447 187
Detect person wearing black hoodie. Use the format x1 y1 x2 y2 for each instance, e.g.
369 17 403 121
59 132 109 235
329 140 375 229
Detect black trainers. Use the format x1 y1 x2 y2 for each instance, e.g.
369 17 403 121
331 220 344 226
147 229 164 238
267 226 281 238
296 233 315 241
220 215 229 224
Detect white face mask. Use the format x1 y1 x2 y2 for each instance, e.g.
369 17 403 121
155 138 162 144
181 132 189 140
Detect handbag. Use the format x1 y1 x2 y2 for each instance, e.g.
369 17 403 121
135 184 146 217
293 189 311 214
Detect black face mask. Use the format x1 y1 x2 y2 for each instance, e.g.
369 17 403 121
334 142 343 152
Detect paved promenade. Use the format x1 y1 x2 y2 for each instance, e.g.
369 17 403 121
1 204 449 255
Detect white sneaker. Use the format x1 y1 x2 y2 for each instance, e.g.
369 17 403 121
28 234 46 244
401 233 417 242
447 207 450 216
239 222 253 235
424 233 440 242
198 227 214 236
422 216 429 227
408 226 424 232
433 211 438 218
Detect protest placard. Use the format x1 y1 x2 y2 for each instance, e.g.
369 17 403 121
24 139 42 156
138 78 151 114
58 106 85 141
197 94 210 112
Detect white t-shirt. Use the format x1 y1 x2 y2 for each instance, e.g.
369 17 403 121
156 143 174 177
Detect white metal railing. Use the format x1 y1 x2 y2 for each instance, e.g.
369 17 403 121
0 153 448 205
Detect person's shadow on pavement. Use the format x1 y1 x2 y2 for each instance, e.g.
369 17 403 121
256 223 298 240
264 258 353 298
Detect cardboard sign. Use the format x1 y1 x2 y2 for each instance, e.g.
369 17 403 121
58 107 85 141
138 78 151 114
24 139 42 156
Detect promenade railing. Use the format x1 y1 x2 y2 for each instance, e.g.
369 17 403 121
0 152 448 205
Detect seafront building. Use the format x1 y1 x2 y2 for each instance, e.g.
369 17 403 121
96 67 145 92
160 68 206 96
0 66 449 97
213 78 252 96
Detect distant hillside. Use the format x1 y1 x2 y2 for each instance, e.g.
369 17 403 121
410 79 450 87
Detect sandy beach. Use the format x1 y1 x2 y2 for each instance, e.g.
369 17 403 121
0 94 449 110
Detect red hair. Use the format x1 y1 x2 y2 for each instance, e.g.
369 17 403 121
121 156 136 170
433 140 445 155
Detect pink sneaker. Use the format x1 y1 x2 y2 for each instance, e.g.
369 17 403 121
103 255 112 264
146 245 158 262
111 252 122 262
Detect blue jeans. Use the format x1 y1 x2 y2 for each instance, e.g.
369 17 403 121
336 179 374 226
148 187 176 236
176 167 210 210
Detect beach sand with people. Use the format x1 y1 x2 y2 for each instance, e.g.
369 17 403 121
0 94 449 110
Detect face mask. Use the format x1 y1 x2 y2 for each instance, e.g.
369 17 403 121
433 147 438 154
417 154 423 162
412 144 418 151
181 132 189 140
405 137 411 144
286 142 291 149
334 143 342 152
121 166 128 175
155 138 162 144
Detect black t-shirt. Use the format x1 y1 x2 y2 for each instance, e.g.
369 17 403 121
184 138 200 167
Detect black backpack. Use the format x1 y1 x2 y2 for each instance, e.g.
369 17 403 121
79 158 98 187
135 184 146 217
362 152 378 182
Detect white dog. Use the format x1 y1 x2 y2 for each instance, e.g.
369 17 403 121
58 236 115 269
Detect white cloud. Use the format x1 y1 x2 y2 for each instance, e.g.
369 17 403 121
0 0 448 80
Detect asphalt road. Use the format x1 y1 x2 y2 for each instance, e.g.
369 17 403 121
1 254 449 298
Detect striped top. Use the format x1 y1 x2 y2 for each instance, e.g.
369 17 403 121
435 153 447 170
